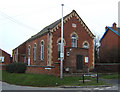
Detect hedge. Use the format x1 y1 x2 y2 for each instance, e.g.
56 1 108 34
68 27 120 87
6 62 27 73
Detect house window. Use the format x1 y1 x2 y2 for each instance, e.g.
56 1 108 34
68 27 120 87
41 41 44 60
58 41 61 59
71 34 77 47
85 57 88 63
83 41 89 49
24 56 26 63
72 23 76 28
58 40 64 59
28 45 30 57
34 43 37 61
0 56 4 62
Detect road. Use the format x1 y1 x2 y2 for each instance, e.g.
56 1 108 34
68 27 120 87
1 80 119 92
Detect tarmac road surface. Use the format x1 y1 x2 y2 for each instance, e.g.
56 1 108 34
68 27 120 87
1 81 119 92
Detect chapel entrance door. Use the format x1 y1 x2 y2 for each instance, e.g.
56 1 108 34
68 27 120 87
76 55 84 70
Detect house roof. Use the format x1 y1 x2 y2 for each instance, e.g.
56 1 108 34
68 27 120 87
0 48 10 56
100 27 120 42
27 11 71 42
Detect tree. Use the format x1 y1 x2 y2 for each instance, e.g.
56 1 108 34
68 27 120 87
94 36 100 63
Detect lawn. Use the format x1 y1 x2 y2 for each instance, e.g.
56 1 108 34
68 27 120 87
1 70 107 87
99 73 120 79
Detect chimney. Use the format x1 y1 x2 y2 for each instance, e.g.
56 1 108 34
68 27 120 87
112 22 117 31
105 26 108 30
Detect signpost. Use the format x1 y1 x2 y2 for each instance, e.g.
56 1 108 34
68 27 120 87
82 73 99 83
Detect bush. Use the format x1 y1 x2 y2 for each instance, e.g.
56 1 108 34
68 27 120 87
6 62 27 73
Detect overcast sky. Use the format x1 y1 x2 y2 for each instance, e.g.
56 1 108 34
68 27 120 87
0 0 119 55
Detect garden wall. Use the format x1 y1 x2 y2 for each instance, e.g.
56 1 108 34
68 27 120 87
94 63 120 73
26 65 60 77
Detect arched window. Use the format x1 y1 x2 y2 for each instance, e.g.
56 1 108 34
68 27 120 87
83 41 89 49
34 43 37 61
27 45 31 65
71 34 77 47
28 45 30 57
58 40 61 59
41 41 44 60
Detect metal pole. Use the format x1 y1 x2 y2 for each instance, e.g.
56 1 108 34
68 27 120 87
83 74 84 83
97 73 98 83
60 4 64 79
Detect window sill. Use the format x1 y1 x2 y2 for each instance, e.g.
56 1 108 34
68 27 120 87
58 58 61 60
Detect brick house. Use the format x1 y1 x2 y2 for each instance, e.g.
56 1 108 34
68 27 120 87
12 10 95 76
0 49 11 70
96 23 120 72
99 23 120 63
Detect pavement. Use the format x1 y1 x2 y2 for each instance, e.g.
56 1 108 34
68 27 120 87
0 79 120 91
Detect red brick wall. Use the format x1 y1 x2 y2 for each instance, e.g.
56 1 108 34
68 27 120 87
65 48 88 73
26 65 60 76
12 43 26 63
26 33 48 66
94 63 119 73
18 43 26 62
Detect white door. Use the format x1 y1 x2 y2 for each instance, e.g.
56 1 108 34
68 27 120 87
28 57 30 66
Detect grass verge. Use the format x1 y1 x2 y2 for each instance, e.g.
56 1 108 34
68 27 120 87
2 70 107 87
99 73 120 79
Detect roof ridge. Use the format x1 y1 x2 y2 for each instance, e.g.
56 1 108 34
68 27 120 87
27 10 74 42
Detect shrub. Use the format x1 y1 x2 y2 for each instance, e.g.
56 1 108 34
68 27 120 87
6 62 27 73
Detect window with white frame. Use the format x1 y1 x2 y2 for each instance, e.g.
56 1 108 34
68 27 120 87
83 42 89 49
85 57 88 63
34 43 37 61
41 41 44 60
72 23 76 28
0 56 4 62
58 40 61 59
71 34 77 47
28 45 30 57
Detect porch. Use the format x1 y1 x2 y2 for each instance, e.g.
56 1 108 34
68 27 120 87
64 47 89 73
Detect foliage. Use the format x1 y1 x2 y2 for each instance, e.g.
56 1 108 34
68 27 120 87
94 36 100 63
6 62 27 73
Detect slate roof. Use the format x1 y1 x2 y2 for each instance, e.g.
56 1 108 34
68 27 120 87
27 12 72 42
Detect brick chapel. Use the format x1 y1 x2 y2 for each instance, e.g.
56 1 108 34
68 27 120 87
12 10 95 76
